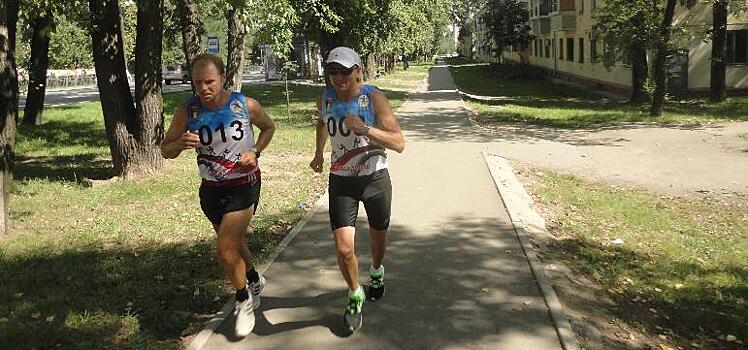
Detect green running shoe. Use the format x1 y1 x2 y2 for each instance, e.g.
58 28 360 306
368 265 385 301
343 289 364 331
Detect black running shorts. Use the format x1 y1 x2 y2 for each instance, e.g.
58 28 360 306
199 181 261 226
328 169 392 231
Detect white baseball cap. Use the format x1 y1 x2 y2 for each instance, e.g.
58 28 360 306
326 47 361 68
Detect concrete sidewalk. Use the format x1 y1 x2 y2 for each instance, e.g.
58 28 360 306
191 61 565 349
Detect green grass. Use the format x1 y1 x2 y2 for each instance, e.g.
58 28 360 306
446 57 748 128
524 168 747 346
1 64 427 349
369 62 431 91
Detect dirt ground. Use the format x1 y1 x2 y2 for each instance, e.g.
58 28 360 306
478 121 748 200
479 121 748 350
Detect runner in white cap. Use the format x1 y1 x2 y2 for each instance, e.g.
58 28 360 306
310 46 406 331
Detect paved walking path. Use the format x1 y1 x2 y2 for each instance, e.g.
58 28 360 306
191 61 565 349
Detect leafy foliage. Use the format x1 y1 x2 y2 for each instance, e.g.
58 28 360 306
48 15 92 69
592 0 662 69
481 0 533 58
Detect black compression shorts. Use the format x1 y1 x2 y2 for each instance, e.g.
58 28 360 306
328 169 392 231
199 180 261 226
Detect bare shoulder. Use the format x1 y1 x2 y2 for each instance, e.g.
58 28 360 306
243 95 261 110
371 88 388 101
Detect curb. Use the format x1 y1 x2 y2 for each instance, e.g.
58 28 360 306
185 191 329 350
482 151 580 350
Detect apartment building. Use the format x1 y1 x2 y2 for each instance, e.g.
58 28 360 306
466 0 748 96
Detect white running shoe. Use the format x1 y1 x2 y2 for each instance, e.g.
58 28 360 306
249 275 266 309
234 293 255 337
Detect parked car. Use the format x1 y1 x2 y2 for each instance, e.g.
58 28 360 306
163 64 190 85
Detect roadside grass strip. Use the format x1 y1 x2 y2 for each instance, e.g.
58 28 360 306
525 168 747 346
445 58 748 128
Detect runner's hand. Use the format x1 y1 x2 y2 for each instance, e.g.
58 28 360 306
310 154 324 173
180 131 199 150
237 150 258 170
343 115 367 135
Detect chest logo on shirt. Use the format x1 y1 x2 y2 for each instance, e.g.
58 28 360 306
230 100 244 115
358 95 369 110
325 98 332 110
190 106 199 120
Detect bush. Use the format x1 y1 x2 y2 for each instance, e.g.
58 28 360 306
487 61 546 80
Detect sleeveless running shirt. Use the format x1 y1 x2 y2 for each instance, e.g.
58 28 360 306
322 84 388 177
185 92 260 186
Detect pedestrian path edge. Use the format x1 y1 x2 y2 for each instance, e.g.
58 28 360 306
185 191 330 350
482 151 580 350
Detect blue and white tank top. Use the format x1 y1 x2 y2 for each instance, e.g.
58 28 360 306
322 84 388 177
185 92 260 186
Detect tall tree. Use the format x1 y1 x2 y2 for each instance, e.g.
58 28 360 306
710 0 728 102
650 0 678 117
133 0 165 173
21 10 53 125
594 0 661 104
709 0 747 102
89 0 164 178
482 0 533 63
48 13 92 69
225 0 246 92
0 0 19 235
176 0 201 93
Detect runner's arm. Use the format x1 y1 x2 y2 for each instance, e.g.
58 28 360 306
246 97 275 155
310 98 328 173
366 89 405 153
160 104 198 159
314 98 329 157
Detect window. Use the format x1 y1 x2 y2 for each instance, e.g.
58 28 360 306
567 38 574 62
559 38 564 60
579 0 584 14
590 39 598 62
592 0 597 9
579 38 584 63
727 30 748 64
546 40 551 58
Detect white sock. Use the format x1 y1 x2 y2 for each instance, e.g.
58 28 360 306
348 285 363 298
370 265 384 275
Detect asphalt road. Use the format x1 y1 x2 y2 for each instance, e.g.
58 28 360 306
18 74 266 108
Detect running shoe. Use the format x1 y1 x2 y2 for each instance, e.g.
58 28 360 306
368 265 385 301
234 292 255 337
343 289 364 331
248 275 265 309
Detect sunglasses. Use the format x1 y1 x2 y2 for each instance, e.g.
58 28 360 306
326 66 355 76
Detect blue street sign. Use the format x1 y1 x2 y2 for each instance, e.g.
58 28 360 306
207 36 219 53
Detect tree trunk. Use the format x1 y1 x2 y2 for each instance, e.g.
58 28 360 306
362 52 374 81
89 0 143 178
132 0 165 175
630 44 648 104
386 53 395 74
177 0 200 94
22 12 53 126
225 6 245 92
710 0 728 102
0 0 19 235
650 0 677 117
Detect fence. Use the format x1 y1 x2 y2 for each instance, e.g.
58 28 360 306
17 68 133 93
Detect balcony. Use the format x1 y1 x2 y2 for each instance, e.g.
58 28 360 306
532 17 551 34
550 11 576 31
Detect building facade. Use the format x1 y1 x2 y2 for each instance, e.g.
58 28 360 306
466 0 748 96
